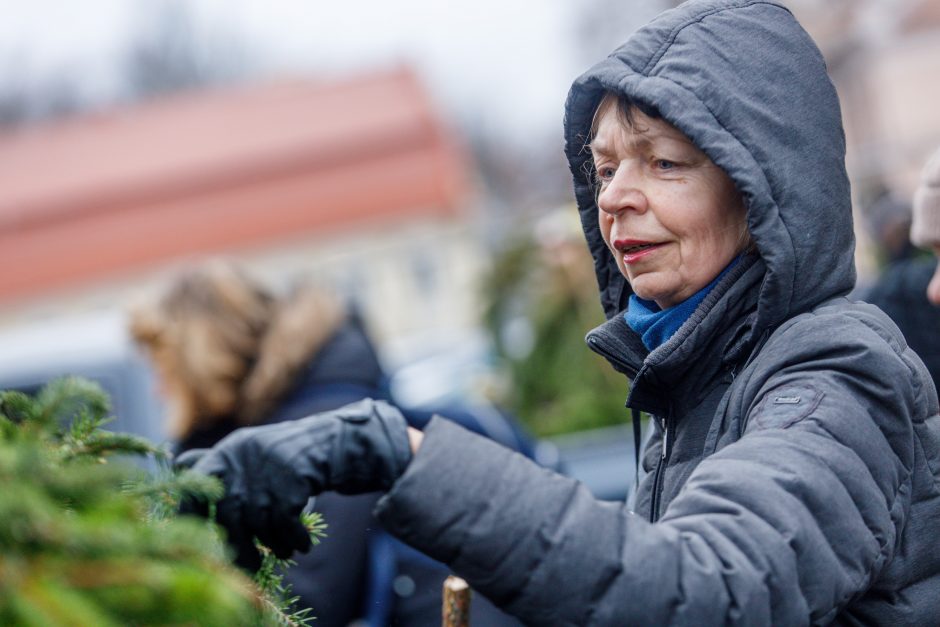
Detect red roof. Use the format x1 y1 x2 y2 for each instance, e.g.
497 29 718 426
0 67 470 303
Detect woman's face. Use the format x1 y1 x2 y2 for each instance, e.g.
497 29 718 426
591 103 748 309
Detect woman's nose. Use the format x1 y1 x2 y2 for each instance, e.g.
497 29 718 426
927 260 940 306
597 166 648 216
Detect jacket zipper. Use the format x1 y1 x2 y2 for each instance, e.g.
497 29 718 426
589 333 672 518
649 407 672 523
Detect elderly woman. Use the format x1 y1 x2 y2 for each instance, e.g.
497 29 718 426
180 1 940 624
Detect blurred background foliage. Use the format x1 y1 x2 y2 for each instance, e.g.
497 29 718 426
481 212 630 438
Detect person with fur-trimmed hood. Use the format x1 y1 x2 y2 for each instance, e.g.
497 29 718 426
130 261 384 625
130 260 525 626
176 2 940 625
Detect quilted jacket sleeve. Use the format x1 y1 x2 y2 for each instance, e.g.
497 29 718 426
374 314 917 625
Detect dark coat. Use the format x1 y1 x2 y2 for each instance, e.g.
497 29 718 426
374 1 940 625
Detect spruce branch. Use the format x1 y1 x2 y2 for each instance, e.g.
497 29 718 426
0 377 328 626
67 409 113 441
61 430 167 462
301 510 328 547
34 377 110 429
0 390 38 425
251 511 327 627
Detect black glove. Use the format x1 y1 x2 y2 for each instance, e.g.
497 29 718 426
175 398 412 571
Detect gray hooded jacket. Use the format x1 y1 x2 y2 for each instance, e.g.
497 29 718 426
375 1 940 624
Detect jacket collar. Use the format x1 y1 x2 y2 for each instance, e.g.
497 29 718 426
587 255 764 416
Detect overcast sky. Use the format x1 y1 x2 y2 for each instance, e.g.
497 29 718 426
0 0 662 144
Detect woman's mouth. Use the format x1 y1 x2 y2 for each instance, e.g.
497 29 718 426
614 240 664 264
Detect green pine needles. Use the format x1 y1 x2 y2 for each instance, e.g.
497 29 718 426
0 377 325 626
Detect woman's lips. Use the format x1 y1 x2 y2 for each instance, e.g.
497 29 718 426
614 239 665 264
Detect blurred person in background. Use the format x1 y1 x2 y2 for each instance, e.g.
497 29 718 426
176 1 940 624
130 260 525 626
860 184 916 267
864 147 940 387
912 147 940 306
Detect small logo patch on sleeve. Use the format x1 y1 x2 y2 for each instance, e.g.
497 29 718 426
749 384 824 430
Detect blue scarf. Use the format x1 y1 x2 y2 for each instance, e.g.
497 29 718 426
625 257 740 351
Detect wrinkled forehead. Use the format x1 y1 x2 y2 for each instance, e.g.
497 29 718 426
589 100 701 157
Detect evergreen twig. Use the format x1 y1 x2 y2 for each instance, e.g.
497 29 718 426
0 377 325 626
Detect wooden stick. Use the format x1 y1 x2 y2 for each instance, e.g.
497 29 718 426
442 575 471 627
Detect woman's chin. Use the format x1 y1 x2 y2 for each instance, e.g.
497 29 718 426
630 282 666 305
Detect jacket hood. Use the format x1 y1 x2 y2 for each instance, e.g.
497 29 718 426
564 0 855 336
239 286 346 422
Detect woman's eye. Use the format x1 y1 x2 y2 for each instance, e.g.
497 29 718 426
597 166 616 180
655 159 676 170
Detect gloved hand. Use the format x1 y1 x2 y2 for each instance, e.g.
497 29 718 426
175 398 412 571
